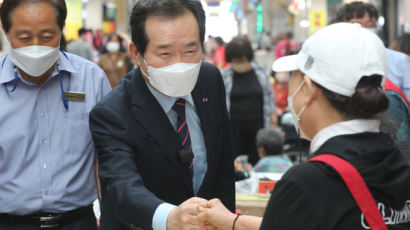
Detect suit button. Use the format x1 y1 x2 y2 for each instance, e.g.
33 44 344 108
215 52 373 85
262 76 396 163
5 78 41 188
145 135 154 142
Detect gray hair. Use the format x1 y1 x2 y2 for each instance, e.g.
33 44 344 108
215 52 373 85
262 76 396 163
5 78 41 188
256 128 284 156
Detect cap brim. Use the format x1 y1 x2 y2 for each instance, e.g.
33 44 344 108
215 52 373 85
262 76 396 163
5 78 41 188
272 55 299 72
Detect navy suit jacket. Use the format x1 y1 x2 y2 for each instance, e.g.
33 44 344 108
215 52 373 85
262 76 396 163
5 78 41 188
89 62 235 230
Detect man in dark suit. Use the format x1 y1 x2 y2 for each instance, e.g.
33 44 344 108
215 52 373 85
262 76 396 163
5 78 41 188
89 0 235 229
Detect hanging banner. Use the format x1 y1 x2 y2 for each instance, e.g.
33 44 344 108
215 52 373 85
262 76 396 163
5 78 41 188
65 0 83 41
288 0 300 15
309 10 327 34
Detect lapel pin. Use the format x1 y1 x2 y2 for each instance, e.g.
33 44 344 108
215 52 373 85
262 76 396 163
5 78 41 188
201 97 209 103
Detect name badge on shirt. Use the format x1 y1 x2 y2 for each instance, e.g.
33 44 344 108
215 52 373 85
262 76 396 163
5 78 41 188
64 91 86 102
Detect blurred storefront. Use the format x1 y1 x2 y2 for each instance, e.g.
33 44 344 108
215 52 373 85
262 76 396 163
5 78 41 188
0 0 409 54
203 0 238 42
76 0 133 39
229 0 409 47
66 0 84 41
383 0 410 45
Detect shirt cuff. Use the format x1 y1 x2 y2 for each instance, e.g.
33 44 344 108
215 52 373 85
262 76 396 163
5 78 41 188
152 203 177 230
92 199 101 219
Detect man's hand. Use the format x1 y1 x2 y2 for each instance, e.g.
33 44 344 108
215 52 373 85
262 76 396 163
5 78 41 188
197 199 236 230
166 197 208 230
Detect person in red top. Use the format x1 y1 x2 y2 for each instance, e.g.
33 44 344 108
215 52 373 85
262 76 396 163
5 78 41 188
274 32 297 59
213 36 228 70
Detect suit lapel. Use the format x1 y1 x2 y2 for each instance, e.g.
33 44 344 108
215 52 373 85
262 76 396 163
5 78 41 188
129 68 194 194
191 66 220 193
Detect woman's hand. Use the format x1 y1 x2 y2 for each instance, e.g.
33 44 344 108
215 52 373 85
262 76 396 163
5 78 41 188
197 198 236 230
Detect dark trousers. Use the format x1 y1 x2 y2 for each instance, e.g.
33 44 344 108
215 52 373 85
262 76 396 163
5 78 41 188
231 124 261 166
0 212 97 230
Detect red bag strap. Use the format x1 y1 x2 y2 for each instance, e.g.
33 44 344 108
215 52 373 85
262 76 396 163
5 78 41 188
384 77 410 106
308 154 387 230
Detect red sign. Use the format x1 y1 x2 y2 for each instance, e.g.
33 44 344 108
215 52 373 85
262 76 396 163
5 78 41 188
259 181 277 194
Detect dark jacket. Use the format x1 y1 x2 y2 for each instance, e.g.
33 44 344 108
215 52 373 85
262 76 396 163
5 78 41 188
260 132 410 230
89 62 235 230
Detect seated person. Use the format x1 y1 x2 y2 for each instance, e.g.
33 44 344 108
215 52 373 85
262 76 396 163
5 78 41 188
253 128 293 173
235 128 292 193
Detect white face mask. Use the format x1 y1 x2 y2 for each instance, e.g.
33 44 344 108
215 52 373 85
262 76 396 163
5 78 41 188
231 62 251 73
106 42 120 53
10 45 60 77
287 79 310 140
141 59 201 98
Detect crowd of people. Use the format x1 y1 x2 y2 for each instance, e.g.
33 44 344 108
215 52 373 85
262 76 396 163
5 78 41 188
0 0 409 230
63 27 135 89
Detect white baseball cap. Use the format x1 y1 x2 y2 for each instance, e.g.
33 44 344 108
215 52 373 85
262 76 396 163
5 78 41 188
272 22 387 97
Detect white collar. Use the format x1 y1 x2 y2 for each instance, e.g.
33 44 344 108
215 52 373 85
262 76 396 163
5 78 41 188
310 119 380 154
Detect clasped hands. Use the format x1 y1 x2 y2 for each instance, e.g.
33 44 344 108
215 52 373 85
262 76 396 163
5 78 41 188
166 197 236 230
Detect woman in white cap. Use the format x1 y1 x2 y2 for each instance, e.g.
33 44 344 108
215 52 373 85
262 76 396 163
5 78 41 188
197 22 410 230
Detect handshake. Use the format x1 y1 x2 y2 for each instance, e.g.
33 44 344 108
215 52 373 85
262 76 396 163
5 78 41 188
166 197 238 230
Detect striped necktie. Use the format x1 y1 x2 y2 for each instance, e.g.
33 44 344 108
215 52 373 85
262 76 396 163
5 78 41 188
172 98 194 180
